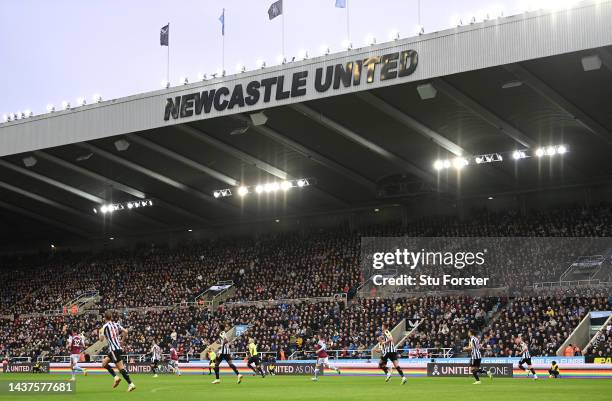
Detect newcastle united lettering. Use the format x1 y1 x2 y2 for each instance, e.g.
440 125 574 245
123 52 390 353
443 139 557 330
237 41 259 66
164 50 418 121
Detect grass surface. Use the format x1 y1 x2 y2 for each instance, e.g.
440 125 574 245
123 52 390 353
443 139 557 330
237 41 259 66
0 373 610 401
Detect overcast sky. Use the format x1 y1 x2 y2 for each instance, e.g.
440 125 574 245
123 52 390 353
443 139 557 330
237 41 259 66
0 0 531 117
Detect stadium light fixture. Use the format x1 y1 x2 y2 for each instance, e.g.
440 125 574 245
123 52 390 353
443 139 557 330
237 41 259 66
214 178 311 199
23 109 33 118
114 139 130 152
237 186 249 196
46 104 55 113
342 39 353 50
2 114 8 123
161 80 170 88
388 30 400 41
435 145 567 169
22 156 37 168
197 72 207 81
76 97 86 107
180 76 189 85
319 45 331 55
451 15 463 26
297 49 309 60
96 199 154 215
474 153 503 164
235 63 246 73
414 25 424 36
365 34 376 46
92 94 102 103
256 59 266 69
417 83 437 100
62 101 70 110
581 55 602 71
249 112 268 126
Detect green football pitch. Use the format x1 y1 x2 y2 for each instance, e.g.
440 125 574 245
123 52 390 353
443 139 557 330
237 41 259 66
1 374 610 401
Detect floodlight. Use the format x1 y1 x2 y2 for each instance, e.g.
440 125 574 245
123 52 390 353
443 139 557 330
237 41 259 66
433 160 444 170
76 97 86 106
237 186 249 196
255 185 264 194
92 94 102 103
281 181 293 190
557 145 567 154
161 80 170 88
546 146 556 156
535 148 545 157
62 101 70 110
452 157 468 170
46 104 55 113
180 77 188 85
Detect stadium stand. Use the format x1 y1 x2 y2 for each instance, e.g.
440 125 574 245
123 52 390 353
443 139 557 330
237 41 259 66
1 204 611 360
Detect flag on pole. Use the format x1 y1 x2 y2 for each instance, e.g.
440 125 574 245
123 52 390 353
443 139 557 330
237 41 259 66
268 0 283 20
335 0 346 8
160 24 169 46
219 9 225 36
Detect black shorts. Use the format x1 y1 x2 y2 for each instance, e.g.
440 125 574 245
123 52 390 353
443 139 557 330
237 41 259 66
107 349 124 364
218 353 233 363
470 358 481 368
151 359 159 366
381 352 398 363
248 356 261 365
519 358 532 366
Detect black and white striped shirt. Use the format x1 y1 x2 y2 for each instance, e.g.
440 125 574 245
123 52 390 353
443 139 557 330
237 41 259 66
469 336 482 359
220 339 231 355
381 338 397 355
102 321 125 352
151 344 161 361
519 342 531 359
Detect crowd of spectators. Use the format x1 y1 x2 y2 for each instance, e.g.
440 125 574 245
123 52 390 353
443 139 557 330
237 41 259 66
586 322 612 357
1 204 611 360
480 295 610 357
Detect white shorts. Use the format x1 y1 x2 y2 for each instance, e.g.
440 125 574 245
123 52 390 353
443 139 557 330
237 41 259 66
70 354 80 365
317 357 329 365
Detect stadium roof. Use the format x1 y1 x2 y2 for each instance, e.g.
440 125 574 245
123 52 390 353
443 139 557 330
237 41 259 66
1 0 612 245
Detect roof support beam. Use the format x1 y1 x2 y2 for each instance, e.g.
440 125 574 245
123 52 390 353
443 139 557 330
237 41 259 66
179 124 348 206
77 143 237 214
289 103 436 184
176 125 288 180
0 159 104 204
34 151 146 199
230 116 377 193
37 151 210 225
0 199 89 238
43 144 212 224
0 180 106 228
432 78 536 148
126 134 239 186
356 92 466 156
504 63 612 147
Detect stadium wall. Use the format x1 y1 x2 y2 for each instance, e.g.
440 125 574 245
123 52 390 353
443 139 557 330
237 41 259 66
42 358 612 379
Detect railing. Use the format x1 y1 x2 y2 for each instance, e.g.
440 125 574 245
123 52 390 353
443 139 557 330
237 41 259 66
534 279 611 289
289 347 453 360
222 293 347 309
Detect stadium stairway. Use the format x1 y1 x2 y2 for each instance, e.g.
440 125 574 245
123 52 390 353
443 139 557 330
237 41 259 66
199 324 245 360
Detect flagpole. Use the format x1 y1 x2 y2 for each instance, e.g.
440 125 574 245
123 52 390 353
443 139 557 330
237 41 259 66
346 0 350 46
167 22 170 84
222 9 225 74
282 7 285 57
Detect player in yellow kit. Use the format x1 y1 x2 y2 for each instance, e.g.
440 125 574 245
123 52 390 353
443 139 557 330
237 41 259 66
247 338 266 378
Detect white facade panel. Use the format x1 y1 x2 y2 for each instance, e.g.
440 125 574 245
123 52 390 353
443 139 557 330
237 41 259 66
1 0 611 157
